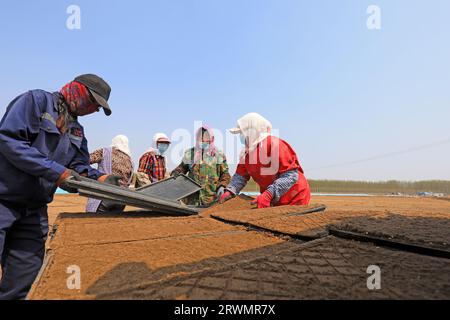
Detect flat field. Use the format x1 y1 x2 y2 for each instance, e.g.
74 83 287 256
29 194 449 300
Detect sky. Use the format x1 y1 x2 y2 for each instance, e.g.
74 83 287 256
0 0 449 181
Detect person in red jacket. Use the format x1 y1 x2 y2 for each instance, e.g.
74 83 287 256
220 112 311 208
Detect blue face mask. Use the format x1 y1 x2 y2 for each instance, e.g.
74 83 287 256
157 143 169 154
200 142 210 149
239 134 246 145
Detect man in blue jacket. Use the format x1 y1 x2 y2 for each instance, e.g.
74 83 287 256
0 74 114 300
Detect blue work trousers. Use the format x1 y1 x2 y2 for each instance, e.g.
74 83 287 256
0 201 48 300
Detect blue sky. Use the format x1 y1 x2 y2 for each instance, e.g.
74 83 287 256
1 0 449 181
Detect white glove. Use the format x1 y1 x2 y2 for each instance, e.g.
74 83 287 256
216 186 225 198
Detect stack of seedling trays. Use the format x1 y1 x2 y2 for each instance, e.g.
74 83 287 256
65 174 202 216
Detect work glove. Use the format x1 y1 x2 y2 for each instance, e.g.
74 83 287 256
57 169 82 194
219 190 234 204
170 170 181 178
251 190 273 209
216 186 225 198
98 174 122 186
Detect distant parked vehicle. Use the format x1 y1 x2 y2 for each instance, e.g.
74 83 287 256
417 192 433 197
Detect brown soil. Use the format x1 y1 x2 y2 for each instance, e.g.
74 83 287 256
200 195 256 217
48 195 87 226
211 196 449 239
210 203 327 222
92 237 450 300
51 214 237 247
28 194 449 300
313 195 450 215
332 213 450 250
30 215 283 299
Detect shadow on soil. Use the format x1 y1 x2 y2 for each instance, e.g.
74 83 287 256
86 241 301 299
330 213 450 251
82 211 450 299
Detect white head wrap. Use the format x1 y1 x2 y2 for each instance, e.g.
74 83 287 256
229 112 272 151
111 134 131 157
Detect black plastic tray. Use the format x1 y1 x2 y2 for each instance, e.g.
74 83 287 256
65 177 199 215
136 174 201 201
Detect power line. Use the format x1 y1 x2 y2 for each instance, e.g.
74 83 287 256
309 138 450 171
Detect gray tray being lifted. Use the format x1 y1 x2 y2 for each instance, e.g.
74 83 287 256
65 176 199 216
136 174 202 201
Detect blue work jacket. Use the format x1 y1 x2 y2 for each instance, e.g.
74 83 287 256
0 90 102 207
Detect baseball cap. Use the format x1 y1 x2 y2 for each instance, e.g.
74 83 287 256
74 74 112 116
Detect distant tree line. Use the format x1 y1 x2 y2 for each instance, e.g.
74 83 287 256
243 179 450 195
307 180 450 194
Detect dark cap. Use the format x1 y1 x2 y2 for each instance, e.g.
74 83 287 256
74 74 112 116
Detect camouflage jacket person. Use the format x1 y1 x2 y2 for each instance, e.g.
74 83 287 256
172 126 231 206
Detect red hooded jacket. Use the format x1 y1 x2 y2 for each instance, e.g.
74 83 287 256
236 135 311 206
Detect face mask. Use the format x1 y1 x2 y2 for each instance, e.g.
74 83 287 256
61 81 100 117
200 142 210 149
239 134 247 145
76 101 100 116
157 143 169 154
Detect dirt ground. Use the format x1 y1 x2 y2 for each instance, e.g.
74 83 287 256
48 195 88 226
96 237 450 300
29 194 449 300
333 213 449 250
210 196 449 242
